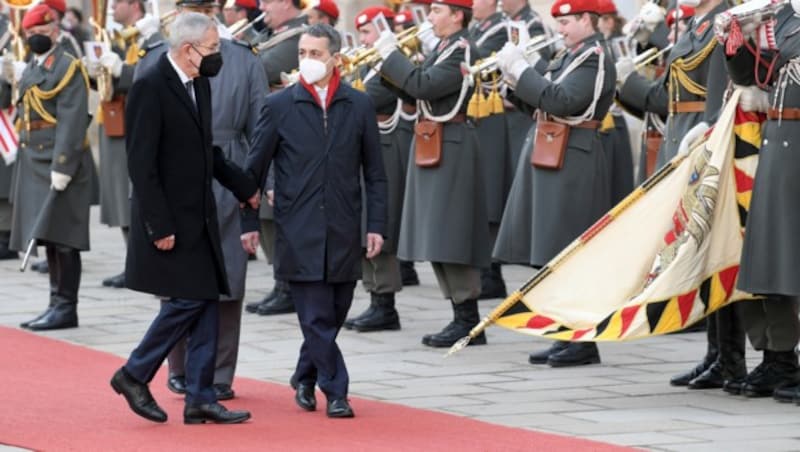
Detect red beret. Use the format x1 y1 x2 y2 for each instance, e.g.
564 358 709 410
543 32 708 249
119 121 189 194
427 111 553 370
355 6 395 28
666 5 694 27
312 0 339 19
550 0 597 17
235 0 258 9
596 0 617 15
43 0 66 13
432 0 472 9
22 4 57 29
394 9 413 26
408 0 432 4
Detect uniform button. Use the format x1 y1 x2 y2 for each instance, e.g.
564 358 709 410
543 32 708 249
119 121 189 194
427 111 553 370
763 139 769 145
320 204 325 210
783 141 789 147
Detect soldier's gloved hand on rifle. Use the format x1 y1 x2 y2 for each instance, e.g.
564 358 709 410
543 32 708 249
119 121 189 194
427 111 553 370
135 15 160 41
0 56 26 84
496 42 528 84
100 52 124 77
677 121 709 156
417 21 438 56
615 56 635 86
374 30 398 60
736 84 770 112
50 171 72 192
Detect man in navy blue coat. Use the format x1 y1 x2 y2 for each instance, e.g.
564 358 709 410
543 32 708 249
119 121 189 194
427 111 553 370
242 23 388 418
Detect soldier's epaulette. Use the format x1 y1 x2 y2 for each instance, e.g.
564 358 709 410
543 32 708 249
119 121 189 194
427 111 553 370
232 38 258 55
139 40 165 58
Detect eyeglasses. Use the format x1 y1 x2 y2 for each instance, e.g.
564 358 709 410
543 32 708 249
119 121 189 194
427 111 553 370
191 42 221 54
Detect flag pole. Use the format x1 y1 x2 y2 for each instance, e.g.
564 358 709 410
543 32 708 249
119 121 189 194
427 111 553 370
19 238 35 272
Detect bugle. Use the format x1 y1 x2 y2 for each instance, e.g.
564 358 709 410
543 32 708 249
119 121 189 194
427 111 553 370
461 34 563 79
228 12 265 37
633 43 673 70
340 25 419 74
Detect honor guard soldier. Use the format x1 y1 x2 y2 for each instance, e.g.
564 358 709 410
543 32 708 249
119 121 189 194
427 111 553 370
493 0 616 366
616 0 744 391
375 0 492 348
468 0 511 300
2 4 92 331
719 1 800 400
0 12 18 260
245 0 308 316
43 0 83 58
223 0 264 44
342 6 411 333
307 0 339 27
88 1 162 289
133 0 269 401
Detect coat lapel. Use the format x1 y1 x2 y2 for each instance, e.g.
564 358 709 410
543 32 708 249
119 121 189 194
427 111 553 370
158 53 201 127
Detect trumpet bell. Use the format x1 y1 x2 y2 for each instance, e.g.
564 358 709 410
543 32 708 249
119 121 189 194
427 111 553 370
4 0 37 10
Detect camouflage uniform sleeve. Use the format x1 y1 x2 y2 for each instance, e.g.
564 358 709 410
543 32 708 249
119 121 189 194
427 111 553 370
51 61 90 176
380 47 467 101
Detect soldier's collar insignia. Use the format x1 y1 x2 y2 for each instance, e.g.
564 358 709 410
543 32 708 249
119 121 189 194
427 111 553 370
695 20 709 37
479 20 491 31
43 54 55 70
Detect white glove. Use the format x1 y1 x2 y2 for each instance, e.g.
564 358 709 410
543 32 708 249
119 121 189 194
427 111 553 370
82 56 101 79
615 56 635 85
135 15 160 41
100 52 123 77
50 171 72 191
496 42 528 82
736 84 770 112
640 3 666 31
0 56 24 84
374 31 399 60
417 21 438 56
677 121 709 156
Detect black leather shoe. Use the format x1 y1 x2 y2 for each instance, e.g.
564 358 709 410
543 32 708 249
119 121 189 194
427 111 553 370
743 352 799 398
688 361 747 390
184 402 251 424
25 304 78 331
19 307 54 329
167 376 187 394
110 367 167 423
529 341 569 365
102 272 126 288
257 290 294 315
547 342 601 367
31 259 49 274
773 384 800 403
245 289 278 314
213 384 235 401
400 261 419 286
671 360 713 387
293 382 316 411
722 377 746 395
326 398 354 418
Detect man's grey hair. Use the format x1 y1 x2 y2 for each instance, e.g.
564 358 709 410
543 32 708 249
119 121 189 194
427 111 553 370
302 23 341 54
168 12 216 50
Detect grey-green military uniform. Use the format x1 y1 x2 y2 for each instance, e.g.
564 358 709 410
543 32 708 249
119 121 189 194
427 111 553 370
599 33 633 204
728 6 800 354
380 29 491 304
98 32 162 229
618 1 729 169
493 33 615 267
1 44 92 252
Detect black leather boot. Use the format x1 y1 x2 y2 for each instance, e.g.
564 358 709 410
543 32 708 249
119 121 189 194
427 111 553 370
343 296 377 330
31 259 49 274
529 341 569 364
245 283 279 314
479 263 507 300
20 246 61 329
423 299 486 348
671 314 719 386
547 342 601 367
258 280 295 315
0 230 17 260
350 292 401 332
27 246 80 331
773 384 800 403
102 272 126 288
743 350 800 398
688 305 746 390
399 260 419 286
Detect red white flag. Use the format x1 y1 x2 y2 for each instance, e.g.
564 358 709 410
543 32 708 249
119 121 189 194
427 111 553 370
0 107 18 166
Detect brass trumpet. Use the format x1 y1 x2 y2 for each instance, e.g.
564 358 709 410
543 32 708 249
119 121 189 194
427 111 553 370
340 26 420 74
633 43 673 70
89 17 114 102
228 12 265 37
462 35 563 79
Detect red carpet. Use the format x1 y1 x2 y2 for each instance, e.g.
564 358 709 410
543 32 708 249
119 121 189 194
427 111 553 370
0 327 631 452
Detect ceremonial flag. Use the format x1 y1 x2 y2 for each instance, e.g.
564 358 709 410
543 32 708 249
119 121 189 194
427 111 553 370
0 107 18 166
450 89 762 352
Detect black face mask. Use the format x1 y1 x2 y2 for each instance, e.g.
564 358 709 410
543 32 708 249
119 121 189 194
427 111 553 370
191 45 223 77
27 34 53 55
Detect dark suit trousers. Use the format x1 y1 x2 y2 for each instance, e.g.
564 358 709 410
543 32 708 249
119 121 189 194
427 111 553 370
124 298 219 406
291 281 355 400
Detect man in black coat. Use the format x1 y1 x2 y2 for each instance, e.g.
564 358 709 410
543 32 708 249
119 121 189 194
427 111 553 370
242 24 388 419
109 13 258 425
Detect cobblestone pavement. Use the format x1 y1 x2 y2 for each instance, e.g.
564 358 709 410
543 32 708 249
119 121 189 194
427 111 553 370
2 208 800 451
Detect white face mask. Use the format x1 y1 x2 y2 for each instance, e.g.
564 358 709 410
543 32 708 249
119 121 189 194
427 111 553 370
678 0 701 8
299 57 330 84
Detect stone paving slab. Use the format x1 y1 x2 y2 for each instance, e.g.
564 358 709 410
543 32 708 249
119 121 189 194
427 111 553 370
2 207 798 451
